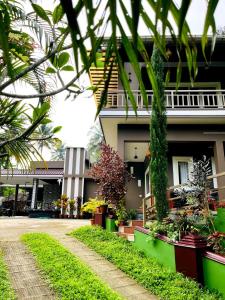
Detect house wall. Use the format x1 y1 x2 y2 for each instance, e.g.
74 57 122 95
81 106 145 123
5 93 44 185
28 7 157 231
83 179 98 203
126 162 145 209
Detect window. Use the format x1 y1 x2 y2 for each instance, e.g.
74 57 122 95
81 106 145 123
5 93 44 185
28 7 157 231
211 157 218 189
145 168 151 197
172 157 193 185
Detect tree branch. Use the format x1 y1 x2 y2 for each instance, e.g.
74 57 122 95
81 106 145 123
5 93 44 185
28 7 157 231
0 70 85 99
0 44 72 92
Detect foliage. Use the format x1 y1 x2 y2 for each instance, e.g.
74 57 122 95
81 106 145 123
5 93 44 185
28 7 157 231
1 187 15 198
60 194 68 210
0 250 15 300
81 198 105 215
115 199 128 223
71 226 220 300
146 214 199 242
87 122 104 163
217 202 225 208
175 156 215 232
150 47 168 221
0 99 61 168
51 142 66 161
68 199 76 209
35 124 61 155
207 232 225 256
126 208 137 220
22 233 122 300
52 199 61 209
89 144 132 206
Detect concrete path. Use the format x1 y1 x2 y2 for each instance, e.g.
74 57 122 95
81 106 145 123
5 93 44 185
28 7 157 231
53 234 157 300
0 218 157 300
1 241 56 300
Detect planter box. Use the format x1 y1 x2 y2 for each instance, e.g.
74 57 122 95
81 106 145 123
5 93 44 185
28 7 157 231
134 227 176 271
203 251 225 298
106 218 117 232
214 208 225 233
28 209 59 218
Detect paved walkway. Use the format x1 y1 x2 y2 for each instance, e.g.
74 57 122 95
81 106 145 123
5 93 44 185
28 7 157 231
0 218 157 300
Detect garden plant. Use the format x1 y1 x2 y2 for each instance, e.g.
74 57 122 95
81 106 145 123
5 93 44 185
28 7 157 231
71 226 221 300
0 250 15 300
22 233 122 300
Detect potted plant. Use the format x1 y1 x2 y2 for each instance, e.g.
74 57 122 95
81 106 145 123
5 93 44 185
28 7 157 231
81 198 105 225
115 201 128 226
52 199 61 218
60 194 69 218
69 199 76 218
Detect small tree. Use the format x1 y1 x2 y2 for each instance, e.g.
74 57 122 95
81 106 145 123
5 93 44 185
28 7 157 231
150 47 168 221
89 144 132 206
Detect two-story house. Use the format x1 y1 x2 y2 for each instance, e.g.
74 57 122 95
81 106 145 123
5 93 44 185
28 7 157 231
89 37 225 210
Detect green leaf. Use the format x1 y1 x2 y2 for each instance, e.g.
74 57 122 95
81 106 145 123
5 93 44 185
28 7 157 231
58 52 70 68
32 4 51 25
202 0 219 60
52 4 64 24
61 65 74 71
178 0 191 38
46 67 56 74
52 126 62 134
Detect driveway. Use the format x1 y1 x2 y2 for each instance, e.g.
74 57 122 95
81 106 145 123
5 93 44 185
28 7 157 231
0 217 90 241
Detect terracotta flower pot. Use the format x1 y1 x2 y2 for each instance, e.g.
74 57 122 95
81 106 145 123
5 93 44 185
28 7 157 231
99 204 108 214
90 218 95 225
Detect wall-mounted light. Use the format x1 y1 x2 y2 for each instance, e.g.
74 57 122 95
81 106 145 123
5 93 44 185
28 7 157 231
134 147 138 159
57 178 62 185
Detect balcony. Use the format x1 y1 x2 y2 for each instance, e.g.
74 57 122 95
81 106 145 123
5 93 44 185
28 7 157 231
105 90 225 109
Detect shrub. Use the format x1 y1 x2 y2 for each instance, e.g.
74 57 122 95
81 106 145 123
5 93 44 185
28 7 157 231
71 226 221 300
22 233 121 300
0 251 15 299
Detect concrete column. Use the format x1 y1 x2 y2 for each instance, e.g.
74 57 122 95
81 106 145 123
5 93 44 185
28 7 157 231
31 179 39 209
213 140 225 200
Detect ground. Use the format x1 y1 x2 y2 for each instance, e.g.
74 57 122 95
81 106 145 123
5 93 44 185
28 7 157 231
0 217 89 241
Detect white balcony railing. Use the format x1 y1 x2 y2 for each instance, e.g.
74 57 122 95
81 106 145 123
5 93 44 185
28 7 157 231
106 90 225 109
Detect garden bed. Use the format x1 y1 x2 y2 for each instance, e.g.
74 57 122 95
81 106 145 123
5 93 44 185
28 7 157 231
22 233 122 300
203 251 225 298
0 250 15 299
134 226 176 271
71 226 220 300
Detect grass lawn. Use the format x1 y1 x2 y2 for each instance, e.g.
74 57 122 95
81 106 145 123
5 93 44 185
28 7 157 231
0 250 15 300
22 233 122 300
71 226 222 300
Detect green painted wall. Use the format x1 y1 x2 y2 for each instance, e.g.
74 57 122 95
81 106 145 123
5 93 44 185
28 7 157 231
106 218 117 232
203 257 225 298
214 208 225 233
134 230 176 271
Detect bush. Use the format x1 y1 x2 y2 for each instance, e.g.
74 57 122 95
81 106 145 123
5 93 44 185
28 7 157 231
71 226 221 300
0 251 15 299
22 233 121 300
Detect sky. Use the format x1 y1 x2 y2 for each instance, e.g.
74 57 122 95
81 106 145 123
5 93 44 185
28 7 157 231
12 1 225 159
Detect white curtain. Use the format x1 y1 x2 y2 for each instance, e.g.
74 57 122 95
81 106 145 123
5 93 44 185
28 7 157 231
178 162 189 184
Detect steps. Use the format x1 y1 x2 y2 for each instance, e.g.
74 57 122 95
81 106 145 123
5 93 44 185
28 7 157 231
117 220 144 242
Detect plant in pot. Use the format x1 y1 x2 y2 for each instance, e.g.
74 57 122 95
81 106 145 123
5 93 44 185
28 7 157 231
69 199 76 218
60 194 69 218
81 198 105 225
115 200 128 227
52 199 61 218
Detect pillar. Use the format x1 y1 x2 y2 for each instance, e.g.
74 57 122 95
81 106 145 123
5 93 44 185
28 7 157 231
213 140 225 200
31 179 39 209
62 147 85 204
13 184 19 216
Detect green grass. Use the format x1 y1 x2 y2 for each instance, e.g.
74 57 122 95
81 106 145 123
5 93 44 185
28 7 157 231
21 233 122 300
71 226 222 300
0 251 15 300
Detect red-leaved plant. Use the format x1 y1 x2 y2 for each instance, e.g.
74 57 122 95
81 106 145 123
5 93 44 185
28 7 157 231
89 144 132 207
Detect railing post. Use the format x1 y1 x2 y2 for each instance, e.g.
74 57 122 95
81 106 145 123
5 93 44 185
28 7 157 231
171 90 174 108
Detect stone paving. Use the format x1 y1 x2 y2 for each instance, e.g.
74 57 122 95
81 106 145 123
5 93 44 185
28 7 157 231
0 217 157 300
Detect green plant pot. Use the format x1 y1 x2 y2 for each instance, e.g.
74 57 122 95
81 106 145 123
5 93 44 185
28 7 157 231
106 218 117 232
215 208 225 233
